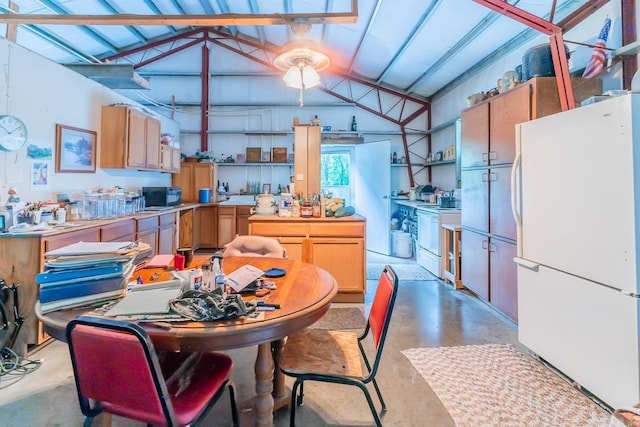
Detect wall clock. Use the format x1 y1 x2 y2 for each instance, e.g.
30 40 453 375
0 115 27 152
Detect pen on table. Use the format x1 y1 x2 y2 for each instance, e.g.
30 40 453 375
256 306 276 311
257 301 280 309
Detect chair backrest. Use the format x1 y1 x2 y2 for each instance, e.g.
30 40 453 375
364 265 398 376
221 235 287 258
66 316 177 426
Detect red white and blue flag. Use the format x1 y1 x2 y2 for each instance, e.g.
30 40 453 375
582 18 611 79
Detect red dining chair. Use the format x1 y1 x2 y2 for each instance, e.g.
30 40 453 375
279 265 398 427
66 315 239 427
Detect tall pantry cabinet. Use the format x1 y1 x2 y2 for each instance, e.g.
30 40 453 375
460 77 564 322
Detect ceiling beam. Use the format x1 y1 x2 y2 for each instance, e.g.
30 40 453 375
0 0 358 26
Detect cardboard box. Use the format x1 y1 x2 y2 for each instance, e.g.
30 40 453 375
246 147 261 163
272 147 288 163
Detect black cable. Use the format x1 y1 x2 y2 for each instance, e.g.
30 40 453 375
0 347 42 389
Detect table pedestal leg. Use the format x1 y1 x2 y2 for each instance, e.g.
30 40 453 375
254 342 274 427
271 339 290 409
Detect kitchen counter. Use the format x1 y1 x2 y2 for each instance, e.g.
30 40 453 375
393 198 460 213
1 203 198 238
249 214 366 303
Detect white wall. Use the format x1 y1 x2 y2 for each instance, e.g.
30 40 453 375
0 38 178 206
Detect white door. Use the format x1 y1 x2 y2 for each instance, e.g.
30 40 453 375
355 140 390 254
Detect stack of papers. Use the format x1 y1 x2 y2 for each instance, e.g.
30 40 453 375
104 280 183 317
226 265 264 293
38 241 145 313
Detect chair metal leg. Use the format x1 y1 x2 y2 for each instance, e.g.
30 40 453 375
228 383 239 427
297 380 305 406
371 377 386 411
355 382 383 427
290 379 303 427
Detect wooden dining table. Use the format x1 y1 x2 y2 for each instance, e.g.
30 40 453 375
36 255 339 427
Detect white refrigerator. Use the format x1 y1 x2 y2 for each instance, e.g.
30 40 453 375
512 94 640 409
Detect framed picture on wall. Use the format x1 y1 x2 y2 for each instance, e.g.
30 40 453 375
55 124 97 173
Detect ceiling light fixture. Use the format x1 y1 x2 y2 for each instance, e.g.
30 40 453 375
274 21 330 107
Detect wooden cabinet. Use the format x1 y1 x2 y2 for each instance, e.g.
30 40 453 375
178 208 195 249
236 205 252 236
172 163 217 202
100 219 135 242
217 205 236 248
161 145 181 172
43 228 100 252
136 216 159 257
293 126 320 198
249 216 366 302
197 205 218 249
158 213 176 254
100 106 162 171
459 77 569 322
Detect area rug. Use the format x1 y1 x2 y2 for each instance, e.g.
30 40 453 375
402 344 611 427
310 307 366 330
367 263 436 281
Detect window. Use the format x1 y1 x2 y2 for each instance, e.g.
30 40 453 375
321 145 354 206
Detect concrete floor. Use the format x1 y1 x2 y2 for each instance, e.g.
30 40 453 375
0 252 522 426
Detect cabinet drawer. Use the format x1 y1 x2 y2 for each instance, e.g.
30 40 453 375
137 216 159 232
159 212 176 226
308 222 364 237
250 222 307 237
101 220 135 242
44 228 100 252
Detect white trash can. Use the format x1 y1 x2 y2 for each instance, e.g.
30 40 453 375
393 231 413 258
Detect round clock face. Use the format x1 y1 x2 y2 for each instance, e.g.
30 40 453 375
0 115 27 152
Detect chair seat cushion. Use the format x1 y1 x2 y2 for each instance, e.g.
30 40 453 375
117 351 233 426
280 329 363 378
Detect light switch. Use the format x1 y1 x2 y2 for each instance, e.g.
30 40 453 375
296 174 304 180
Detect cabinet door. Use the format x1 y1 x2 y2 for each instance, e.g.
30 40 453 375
217 205 236 248
171 148 181 172
146 117 161 170
198 206 218 248
461 102 489 168
489 84 530 166
461 169 488 232
236 206 252 236
158 213 176 254
193 164 215 201
127 109 147 169
489 238 517 321
279 236 305 261
172 163 194 202
160 145 173 171
489 165 515 240
178 208 195 249
137 216 159 256
461 229 489 301
308 237 364 294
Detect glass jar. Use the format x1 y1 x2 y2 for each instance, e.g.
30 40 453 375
300 199 313 218
311 195 321 218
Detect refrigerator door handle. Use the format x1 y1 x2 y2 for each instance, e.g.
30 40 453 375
513 256 539 271
511 152 522 228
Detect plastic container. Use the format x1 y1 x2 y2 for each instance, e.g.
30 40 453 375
278 193 293 217
199 188 211 203
393 231 413 258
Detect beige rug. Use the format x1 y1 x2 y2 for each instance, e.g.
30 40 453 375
309 307 366 330
402 344 611 427
367 263 436 281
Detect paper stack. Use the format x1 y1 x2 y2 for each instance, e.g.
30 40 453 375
38 241 144 313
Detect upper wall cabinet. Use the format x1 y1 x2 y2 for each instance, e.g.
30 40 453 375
100 106 163 171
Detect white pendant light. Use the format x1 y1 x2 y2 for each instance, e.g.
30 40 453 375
274 22 330 106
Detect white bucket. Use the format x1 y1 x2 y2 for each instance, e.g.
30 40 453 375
393 231 413 258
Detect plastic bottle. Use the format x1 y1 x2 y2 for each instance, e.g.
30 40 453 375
211 255 227 297
292 200 301 218
201 263 212 291
351 115 357 131
312 194 321 218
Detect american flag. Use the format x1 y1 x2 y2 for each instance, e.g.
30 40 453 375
582 18 611 79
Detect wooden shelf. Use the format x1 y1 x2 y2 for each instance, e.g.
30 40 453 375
216 162 293 167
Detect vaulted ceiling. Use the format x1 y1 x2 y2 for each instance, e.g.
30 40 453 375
0 0 608 102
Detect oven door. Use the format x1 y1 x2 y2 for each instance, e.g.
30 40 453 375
418 210 440 256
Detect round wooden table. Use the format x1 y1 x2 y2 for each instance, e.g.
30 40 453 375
36 256 338 427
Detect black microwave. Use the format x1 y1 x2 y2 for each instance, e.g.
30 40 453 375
142 187 182 207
